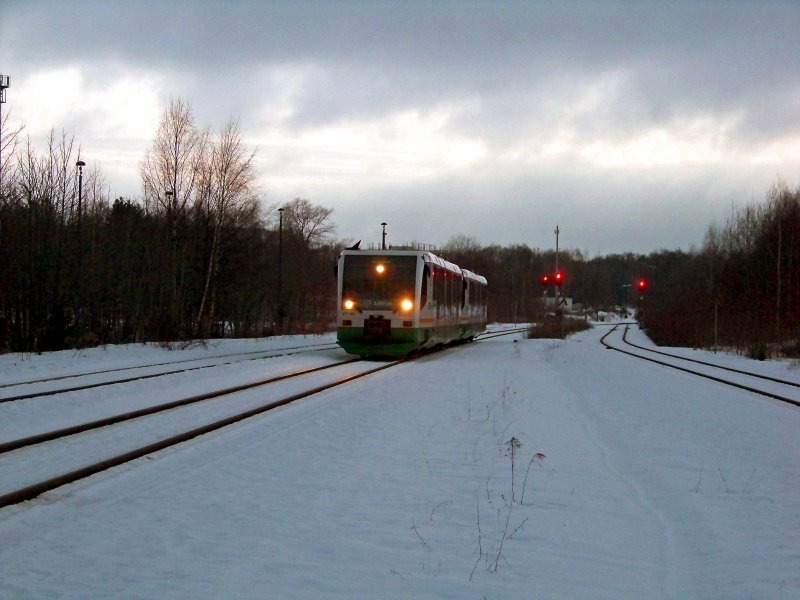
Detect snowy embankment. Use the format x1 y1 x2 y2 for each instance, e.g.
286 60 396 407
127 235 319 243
0 326 798 599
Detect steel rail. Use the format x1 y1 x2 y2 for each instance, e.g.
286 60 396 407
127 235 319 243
1 330 529 508
0 342 340 389
0 344 341 403
0 359 399 509
0 359 360 455
476 327 531 340
600 326 799 408
621 326 800 388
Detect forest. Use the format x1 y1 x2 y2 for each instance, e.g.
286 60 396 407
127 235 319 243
1 99 798 359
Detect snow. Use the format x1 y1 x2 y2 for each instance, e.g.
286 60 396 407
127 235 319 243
0 325 798 599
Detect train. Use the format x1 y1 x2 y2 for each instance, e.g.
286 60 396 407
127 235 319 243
335 248 488 357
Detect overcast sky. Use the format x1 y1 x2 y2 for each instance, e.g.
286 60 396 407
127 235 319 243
2 0 798 255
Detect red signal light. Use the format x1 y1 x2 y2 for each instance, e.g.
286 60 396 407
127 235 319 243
540 274 550 287
554 271 564 286
637 278 648 293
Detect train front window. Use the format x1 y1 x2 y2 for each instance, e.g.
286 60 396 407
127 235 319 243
342 255 417 311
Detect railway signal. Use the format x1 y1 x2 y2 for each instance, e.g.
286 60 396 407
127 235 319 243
554 271 564 286
540 274 550 287
637 278 648 293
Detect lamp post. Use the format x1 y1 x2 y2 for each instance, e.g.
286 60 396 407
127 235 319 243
165 189 175 281
381 222 387 250
165 189 174 222
75 160 85 226
73 159 86 334
165 190 174 249
0 74 9 191
278 207 284 332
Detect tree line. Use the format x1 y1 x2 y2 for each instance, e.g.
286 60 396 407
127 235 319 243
0 100 339 352
441 182 800 359
648 183 800 358
1 98 797 357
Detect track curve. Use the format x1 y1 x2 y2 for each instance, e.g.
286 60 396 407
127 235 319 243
600 324 800 408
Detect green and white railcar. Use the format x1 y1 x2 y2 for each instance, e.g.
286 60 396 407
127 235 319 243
336 249 487 357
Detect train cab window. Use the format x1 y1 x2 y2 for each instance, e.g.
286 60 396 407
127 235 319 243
342 255 417 310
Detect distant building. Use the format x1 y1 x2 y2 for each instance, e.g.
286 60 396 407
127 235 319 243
544 297 573 312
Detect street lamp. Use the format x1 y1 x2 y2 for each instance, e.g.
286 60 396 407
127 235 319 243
278 207 284 332
0 75 10 191
381 222 387 250
75 160 85 225
73 159 86 332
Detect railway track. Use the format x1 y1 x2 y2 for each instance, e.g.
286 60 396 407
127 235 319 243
0 356 397 509
0 341 341 403
600 324 800 408
0 328 530 509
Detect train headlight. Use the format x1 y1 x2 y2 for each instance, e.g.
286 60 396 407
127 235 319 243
343 299 356 311
400 298 414 312
375 264 386 275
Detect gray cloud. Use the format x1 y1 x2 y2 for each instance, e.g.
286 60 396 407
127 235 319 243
2 0 798 255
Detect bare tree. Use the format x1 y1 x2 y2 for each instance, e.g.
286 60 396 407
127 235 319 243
281 198 335 246
194 118 258 335
140 98 207 338
0 109 24 201
10 130 83 349
140 98 206 215
443 233 482 255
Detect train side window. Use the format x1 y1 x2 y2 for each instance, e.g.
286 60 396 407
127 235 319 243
461 280 468 309
447 273 454 317
440 271 446 317
452 274 461 317
421 264 429 308
447 271 454 317
434 267 445 317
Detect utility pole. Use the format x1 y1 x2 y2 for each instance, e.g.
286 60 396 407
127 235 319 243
381 222 387 250
554 224 559 272
554 224 560 306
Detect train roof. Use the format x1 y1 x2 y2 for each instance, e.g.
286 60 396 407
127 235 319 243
338 248 487 285
461 269 488 285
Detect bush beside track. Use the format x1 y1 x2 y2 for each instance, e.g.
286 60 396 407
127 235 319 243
527 317 591 339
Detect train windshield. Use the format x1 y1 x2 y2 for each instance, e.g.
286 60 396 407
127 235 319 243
342 255 417 310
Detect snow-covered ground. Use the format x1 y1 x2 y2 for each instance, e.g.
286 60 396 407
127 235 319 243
0 325 798 599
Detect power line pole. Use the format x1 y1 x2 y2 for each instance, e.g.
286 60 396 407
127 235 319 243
554 224 559 272
554 224 560 305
